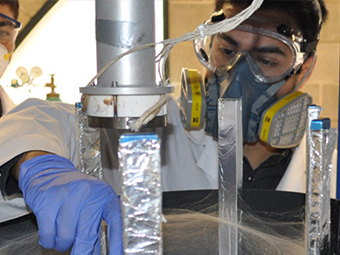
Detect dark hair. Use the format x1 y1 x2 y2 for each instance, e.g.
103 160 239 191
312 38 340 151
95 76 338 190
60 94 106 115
215 0 328 45
0 0 19 19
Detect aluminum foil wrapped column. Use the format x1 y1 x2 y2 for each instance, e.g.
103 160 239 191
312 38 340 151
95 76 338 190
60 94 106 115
306 117 337 255
75 102 103 179
306 105 322 165
118 134 162 254
75 102 107 254
218 98 243 255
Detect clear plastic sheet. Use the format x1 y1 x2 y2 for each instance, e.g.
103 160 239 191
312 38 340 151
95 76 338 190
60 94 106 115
217 98 243 254
3 191 337 255
0 231 71 255
306 124 337 254
118 134 162 254
163 199 306 255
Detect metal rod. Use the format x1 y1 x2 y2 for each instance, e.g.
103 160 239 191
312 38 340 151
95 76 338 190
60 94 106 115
218 98 243 255
306 118 337 255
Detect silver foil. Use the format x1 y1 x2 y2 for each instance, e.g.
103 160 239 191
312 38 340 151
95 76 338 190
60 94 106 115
306 123 337 255
75 102 106 254
75 102 103 179
306 105 322 170
118 134 162 255
218 98 243 255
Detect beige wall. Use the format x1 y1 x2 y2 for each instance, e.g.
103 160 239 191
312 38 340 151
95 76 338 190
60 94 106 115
167 0 340 128
168 0 215 96
305 0 339 127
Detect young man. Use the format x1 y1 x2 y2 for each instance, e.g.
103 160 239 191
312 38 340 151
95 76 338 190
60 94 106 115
158 0 336 195
0 0 334 254
198 0 335 192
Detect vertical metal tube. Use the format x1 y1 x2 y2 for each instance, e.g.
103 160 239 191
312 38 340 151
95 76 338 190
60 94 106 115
306 105 322 161
218 98 243 255
95 0 156 87
306 105 322 254
118 134 162 255
84 0 170 127
306 118 337 255
75 102 107 254
76 102 103 179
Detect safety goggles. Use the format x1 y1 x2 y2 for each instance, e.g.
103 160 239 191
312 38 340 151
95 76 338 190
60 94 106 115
194 14 305 84
0 13 21 44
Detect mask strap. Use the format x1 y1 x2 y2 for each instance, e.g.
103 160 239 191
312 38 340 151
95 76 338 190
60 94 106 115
294 53 316 90
247 80 286 139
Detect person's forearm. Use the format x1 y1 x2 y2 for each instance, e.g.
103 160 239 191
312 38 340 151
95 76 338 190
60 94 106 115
11 151 53 181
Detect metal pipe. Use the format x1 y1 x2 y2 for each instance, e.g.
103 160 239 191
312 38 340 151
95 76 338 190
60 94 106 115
306 118 337 255
218 98 243 255
95 0 155 87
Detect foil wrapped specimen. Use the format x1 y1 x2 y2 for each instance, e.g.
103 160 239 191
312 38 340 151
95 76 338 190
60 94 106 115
306 117 337 255
118 134 162 254
75 102 107 254
75 102 103 179
218 98 243 255
306 105 322 169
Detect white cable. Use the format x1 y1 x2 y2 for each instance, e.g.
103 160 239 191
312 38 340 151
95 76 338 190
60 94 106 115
86 43 156 87
129 94 171 132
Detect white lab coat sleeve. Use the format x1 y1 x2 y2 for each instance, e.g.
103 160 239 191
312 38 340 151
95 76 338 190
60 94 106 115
0 85 16 115
0 98 78 223
159 96 218 191
0 98 78 166
276 135 338 199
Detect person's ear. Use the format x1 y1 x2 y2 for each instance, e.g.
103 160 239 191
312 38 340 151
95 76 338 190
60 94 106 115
295 52 317 90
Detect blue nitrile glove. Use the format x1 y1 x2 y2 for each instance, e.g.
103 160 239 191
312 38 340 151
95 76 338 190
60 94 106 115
18 154 123 255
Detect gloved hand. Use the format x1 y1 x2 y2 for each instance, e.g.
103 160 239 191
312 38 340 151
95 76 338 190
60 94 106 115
19 154 123 255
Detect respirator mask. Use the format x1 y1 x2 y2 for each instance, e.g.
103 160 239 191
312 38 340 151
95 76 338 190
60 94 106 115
0 12 21 42
180 10 314 149
0 13 21 77
0 43 10 77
